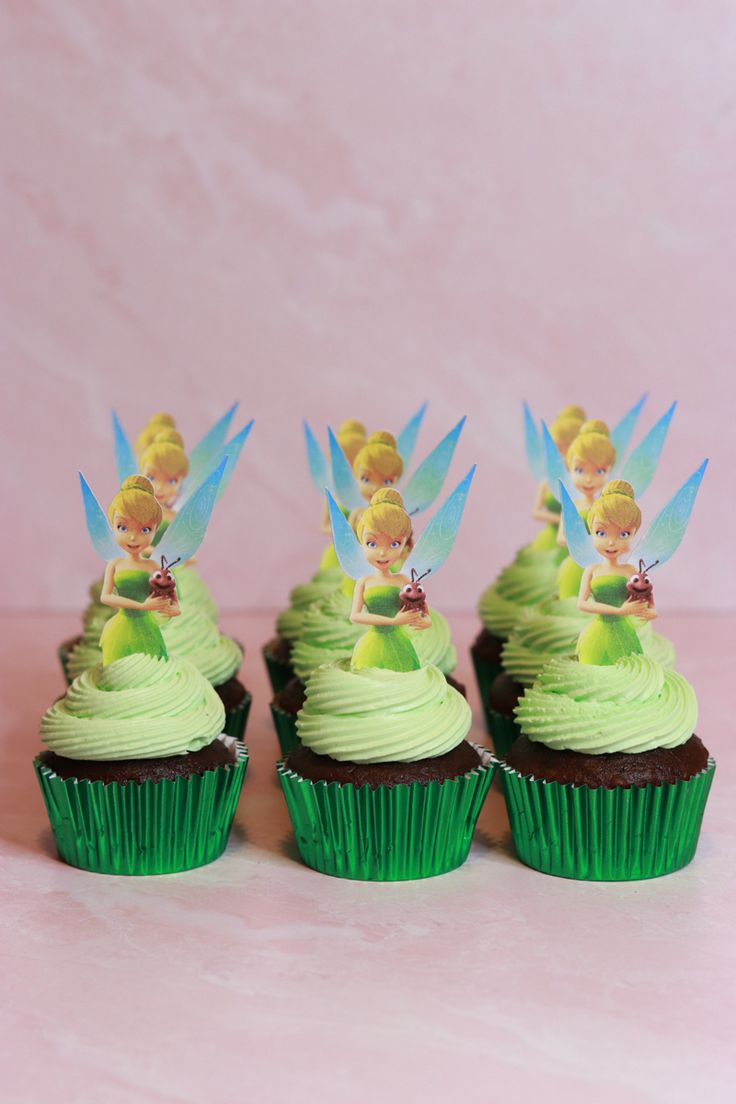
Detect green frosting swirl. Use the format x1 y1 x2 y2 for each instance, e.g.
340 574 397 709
297 660 471 763
169 565 219 621
41 655 225 760
478 547 561 639
291 592 457 680
515 654 697 754
275 568 345 642
502 599 676 688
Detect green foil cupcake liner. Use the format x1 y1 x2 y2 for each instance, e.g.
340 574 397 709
483 707 520 758
500 756 716 881
34 737 249 876
262 644 295 696
278 745 495 881
270 702 300 757
222 692 252 742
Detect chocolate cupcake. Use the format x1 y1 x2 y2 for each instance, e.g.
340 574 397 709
35 655 248 875
499 654 715 880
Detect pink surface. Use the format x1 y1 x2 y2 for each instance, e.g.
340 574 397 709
2 610 734 1103
1 2 734 612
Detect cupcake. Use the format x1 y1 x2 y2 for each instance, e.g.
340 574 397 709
279 477 494 881
499 471 714 880
262 566 346 694
272 588 464 756
36 655 247 876
40 466 248 874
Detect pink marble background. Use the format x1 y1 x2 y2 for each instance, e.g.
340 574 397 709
1 1 734 613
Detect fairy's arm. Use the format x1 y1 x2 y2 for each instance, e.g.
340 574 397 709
532 481 559 525
100 561 170 612
350 578 425 628
556 512 567 547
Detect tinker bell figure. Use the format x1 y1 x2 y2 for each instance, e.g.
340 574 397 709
327 467 475 672
560 461 708 666
80 460 228 665
112 404 252 546
541 401 677 598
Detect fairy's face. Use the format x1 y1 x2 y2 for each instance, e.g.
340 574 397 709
142 465 183 508
570 456 611 496
361 529 408 570
356 466 397 502
591 518 637 563
112 512 156 555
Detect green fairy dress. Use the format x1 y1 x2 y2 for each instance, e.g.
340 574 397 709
351 586 421 672
529 491 563 554
576 574 643 666
557 505 591 598
99 570 168 665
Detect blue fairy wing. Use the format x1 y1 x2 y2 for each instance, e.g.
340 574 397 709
616 402 676 495
542 422 575 502
304 420 333 496
523 402 545 481
403 466 476 580
112 412 138 481
328 427 364 511
79 474 119 561
186 403 238 490
559 483 599 568
326 490 368 580
396 402 428 476
402 416 466 516
635 460 708 571
610 393 647 461
157 458 228 565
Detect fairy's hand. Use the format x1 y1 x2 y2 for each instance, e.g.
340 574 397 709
411 614 432 631
624 599 651 619
395 609 427 627
143 595 171 612
637 605 658 622
162 603 181 619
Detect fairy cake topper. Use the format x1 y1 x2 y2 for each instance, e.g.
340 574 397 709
112 406 252 515
326 467 475 672
328 415 466 520
79 460 228 666
559 460 708 665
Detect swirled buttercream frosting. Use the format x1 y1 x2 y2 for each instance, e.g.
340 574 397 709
515 654 697 755
40 655 225 760
291 592 457 680
275 568 344 642
502 599 676 688
296 660 471 763
478 547 561 639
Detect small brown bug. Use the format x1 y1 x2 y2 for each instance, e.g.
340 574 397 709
399 568 431 616
149 555 181 601
626 558 659 607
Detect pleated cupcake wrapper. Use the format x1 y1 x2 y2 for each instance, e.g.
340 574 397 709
262 644 295 696
270 702 300 757
278 744 495 882
500 756 716 881
470 650 503 731
483 707 521 759
34 738 248 876
221 692 252 742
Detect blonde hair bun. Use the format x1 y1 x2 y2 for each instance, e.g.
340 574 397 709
601 479 635 499
152 429 185 448
150 413 176 427
121 475 155 494
339 418 366 437
578 419 610 437
367 430 397 449
558 404 586 421
369 488 404 509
